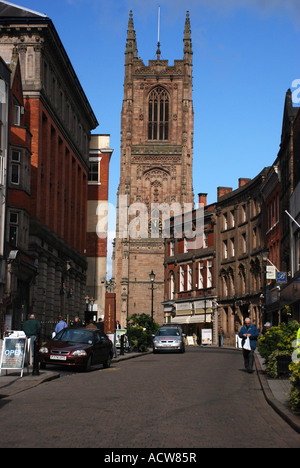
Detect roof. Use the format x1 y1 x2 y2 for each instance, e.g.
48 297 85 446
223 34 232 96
0 1 98 130
217 167 270 204
0 1 47 18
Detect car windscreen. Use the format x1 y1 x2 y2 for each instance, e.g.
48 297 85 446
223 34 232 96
157 328 181 336
53 329 94 344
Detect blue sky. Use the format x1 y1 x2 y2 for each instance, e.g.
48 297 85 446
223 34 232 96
8 0 300 274
17 0 300 200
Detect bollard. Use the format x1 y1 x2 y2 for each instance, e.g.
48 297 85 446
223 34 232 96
32 339 40 376
120 334 125 356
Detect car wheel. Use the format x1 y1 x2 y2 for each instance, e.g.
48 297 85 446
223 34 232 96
40 362 46 370
103 354 112 369
85 355 92 372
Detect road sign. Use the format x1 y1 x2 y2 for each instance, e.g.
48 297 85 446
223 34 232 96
277 272 287 284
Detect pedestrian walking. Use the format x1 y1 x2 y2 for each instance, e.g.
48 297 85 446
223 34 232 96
72 316 82 328
23 314 41 365
218 327 224 347
238 317 259 373
262 322 271 335
55 316 68 335
96 317 104 332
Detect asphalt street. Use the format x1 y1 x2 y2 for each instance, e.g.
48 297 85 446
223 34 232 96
0 347 300 449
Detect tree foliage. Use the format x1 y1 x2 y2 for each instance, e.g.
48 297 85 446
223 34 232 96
126 313 160 352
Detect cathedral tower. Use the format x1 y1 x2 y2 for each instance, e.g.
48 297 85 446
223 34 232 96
113 11 194 326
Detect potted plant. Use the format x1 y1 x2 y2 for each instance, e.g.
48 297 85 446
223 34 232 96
258 320 299 378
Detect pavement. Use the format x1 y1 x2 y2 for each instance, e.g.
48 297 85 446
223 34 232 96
1 344 300 435
254 351 300 434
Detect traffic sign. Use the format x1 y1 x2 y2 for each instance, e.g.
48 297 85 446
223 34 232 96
277 272 287 284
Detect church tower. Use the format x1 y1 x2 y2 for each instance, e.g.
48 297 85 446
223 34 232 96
113 11 194 326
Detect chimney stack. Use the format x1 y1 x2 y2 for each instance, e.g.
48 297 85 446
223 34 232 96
239 178 251 188
198 193 207 207
217 187 232 200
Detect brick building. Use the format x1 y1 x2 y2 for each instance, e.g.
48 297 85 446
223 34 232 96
278 89 299 274
112 11 194 327
85 134 113 323
215 173 269 344
163 194 218 343
274 90 300 323
164 173 269 346
0 56 10 335
260 163 281 325
4 47 35 334
0 2 98 338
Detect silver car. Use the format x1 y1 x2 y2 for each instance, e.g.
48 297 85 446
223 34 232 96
153 326 186 353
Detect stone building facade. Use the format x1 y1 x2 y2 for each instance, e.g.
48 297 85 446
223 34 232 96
0 3 98 338
113 11 194 327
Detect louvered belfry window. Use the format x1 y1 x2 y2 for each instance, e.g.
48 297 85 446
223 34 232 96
148 87 169 141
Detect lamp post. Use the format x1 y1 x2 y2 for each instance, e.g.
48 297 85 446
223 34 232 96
149 270 156 330
85 296 95 324
261 248 269 326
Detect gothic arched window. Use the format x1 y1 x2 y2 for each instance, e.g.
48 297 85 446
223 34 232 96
148 87 169 141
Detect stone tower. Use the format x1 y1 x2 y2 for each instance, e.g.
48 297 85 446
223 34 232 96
113 11 194 327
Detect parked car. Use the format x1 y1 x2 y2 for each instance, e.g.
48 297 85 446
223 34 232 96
39 328 113 371
153 326 185 353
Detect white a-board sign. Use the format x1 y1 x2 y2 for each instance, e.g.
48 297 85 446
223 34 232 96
201 328 212 345
0 336 27 377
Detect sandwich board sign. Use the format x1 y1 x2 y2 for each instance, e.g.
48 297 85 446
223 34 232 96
201 328 212 345
0 335 28 377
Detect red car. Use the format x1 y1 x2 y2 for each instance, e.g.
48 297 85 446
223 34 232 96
39 328 113 372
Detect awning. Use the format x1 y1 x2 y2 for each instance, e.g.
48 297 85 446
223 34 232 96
173 314 212 324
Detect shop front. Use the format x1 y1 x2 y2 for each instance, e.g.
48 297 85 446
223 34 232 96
163 299 217 345
280 276 300 323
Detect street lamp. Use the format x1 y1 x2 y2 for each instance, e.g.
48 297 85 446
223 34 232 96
149 270 156 329
85 296 95 323
261 248 269 326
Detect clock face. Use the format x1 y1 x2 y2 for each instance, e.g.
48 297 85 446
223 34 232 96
148 218 163 235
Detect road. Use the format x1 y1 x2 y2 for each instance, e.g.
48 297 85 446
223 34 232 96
0 347 300 449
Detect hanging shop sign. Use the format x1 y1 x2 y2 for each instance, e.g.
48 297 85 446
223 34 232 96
266 265 277 280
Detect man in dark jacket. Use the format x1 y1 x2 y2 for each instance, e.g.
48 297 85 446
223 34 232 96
238 317 259 373
23 314 41 366
23 314 41 339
